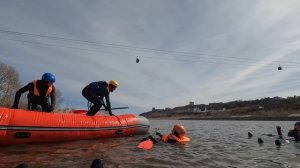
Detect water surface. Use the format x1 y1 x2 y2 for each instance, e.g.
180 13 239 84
0 120 299 168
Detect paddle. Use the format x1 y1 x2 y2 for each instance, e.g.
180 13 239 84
108 107 129 110
73 107 129 114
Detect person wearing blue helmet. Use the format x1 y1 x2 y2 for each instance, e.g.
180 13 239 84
288 121 300 142
12 73 56 112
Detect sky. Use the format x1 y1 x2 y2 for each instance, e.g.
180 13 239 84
1 0 300 115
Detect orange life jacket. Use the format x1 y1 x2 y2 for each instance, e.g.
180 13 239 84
161 134 190 143
33 80 53 97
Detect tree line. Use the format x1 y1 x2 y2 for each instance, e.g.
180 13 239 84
202 96 300 111
148 95 300 114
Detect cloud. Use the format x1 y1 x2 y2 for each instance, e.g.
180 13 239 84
1 0 300 114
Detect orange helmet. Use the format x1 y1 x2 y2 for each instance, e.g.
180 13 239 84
172 124 187 137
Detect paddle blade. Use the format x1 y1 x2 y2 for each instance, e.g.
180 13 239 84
137 139 153 150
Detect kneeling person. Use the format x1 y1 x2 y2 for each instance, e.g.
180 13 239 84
82 80 119 116
12 73 56 112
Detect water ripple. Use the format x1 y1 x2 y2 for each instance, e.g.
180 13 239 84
0 120 299 168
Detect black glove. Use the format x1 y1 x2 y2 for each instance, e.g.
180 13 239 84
141 137 149 142
148 136 158 144
155 132 162 138
109 111 114 116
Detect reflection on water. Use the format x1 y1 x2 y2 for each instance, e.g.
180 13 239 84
0 120 299 168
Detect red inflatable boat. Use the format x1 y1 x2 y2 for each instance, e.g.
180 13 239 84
0 107 149 145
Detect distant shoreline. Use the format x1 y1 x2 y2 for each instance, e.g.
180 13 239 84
145 116 300 121
140 96 300 121
178 117 300 121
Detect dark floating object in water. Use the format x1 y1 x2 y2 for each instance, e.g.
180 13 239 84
248 132 253 138
276 126 283 136
276 126 283 139
90 158 103 168
275 139 282 146
136 56 139 63
15 164 31 168
258 138 264 144
278 65 282 70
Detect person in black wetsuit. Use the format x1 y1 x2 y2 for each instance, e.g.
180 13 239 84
82 80 119 116
288 121 300 142
12 73 56 112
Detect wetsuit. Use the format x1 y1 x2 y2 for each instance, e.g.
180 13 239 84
288 129 300 142
13 80 56 112
82 81 112 116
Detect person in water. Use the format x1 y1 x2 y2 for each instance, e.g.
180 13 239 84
15 158 103 168
82 80 119 116
288 121 300 142
12 73 56 112
90 158 104 168
156 124 191 143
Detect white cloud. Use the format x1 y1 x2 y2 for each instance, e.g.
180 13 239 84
1 0 300 114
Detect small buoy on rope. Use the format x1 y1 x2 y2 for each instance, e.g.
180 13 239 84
278 65 282 70
136 56 139 63
248 132 253 138
275 139 282 146
257 138 264 144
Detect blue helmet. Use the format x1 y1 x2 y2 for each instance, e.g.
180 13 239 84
295 121 300 126
42 73 56 83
